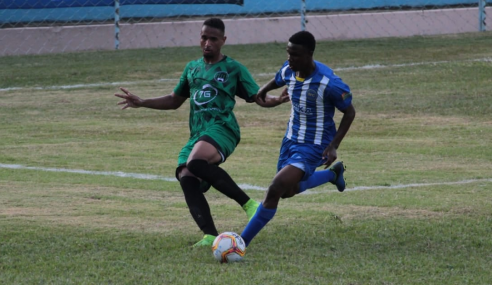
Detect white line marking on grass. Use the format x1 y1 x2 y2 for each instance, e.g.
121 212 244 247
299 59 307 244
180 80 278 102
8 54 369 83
256 57 492 76
332 57 492 71
2 58 490 92
0 79 177 92
1 163 491 193
304 178 492 194
0 163 177 182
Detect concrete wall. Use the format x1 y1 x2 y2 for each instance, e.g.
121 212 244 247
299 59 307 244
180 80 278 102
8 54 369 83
1 7 489 56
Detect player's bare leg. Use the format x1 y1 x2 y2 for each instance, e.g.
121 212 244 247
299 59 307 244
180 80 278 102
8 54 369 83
263 165 304 208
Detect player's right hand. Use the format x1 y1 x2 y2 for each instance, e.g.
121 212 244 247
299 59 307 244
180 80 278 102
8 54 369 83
115 87 143 109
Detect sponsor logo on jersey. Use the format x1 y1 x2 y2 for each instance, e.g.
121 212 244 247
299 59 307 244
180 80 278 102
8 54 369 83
214 71 229 83
193 84 218 106
292 102 314 116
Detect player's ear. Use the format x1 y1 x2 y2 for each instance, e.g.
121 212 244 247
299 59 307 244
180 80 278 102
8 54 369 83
223 36 227 43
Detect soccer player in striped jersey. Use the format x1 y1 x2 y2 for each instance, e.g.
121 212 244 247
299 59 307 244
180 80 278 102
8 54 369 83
115 18 289 247
241 31 356 247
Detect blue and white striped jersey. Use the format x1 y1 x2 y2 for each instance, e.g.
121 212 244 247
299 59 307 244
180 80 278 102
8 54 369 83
274 60 353 146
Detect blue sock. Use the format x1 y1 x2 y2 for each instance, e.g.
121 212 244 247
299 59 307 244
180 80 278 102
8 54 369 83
241 203 276 246
298 169 335 193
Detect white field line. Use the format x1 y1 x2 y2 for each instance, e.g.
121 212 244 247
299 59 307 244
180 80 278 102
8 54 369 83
304 178 492 194
0 163 177 182
1 58 491 92
1 163 491 193
0 79 177 92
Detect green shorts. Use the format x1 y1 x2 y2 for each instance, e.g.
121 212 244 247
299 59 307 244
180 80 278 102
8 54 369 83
177 123 240 167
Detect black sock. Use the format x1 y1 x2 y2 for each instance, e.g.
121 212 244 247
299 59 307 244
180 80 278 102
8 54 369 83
179 176 218 236
187 159 250 206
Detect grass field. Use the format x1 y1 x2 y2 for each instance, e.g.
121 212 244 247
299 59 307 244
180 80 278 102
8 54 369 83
1 31 492 284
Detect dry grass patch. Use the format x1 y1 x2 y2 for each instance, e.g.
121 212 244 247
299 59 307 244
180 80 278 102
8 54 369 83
331 205 446 221
0 182 197 233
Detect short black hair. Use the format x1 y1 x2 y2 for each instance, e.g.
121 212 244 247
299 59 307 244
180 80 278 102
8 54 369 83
203 18 225 33
289 31 316 52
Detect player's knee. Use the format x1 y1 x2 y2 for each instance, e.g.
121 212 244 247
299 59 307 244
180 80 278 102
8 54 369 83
186 159 209 178
265 183 284 200
281 188 297 199
268 179 298 200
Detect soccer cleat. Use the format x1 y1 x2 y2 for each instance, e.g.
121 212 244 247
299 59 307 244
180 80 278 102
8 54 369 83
242 199 259 221
329 161 346 192
192 234 216 248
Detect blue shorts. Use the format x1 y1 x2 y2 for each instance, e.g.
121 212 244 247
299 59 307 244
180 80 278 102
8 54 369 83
277 137 325 181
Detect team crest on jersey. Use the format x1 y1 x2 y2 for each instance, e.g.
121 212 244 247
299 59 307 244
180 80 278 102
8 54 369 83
214 71 229 83
193 84 218 106
306 89 318 100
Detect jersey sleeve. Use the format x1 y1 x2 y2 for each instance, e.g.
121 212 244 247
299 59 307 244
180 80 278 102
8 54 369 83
235 62 260 103
173 62 191 98
327 78 353 111
274 61 289 87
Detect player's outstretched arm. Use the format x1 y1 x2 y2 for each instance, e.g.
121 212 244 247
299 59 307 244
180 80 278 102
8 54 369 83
115 87 187 110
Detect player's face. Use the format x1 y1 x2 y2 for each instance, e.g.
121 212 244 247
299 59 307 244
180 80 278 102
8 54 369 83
286 42 312 72
200 26 226 60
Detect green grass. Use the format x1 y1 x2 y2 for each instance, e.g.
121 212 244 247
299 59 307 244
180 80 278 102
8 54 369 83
1 31 492 284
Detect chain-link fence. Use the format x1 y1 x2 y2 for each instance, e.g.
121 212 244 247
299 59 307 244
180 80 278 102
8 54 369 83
0 0 489 56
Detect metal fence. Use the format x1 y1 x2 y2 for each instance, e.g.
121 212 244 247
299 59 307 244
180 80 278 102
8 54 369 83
0 0 489 56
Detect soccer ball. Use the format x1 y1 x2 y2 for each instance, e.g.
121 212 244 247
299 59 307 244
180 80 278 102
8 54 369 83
211 232 246 263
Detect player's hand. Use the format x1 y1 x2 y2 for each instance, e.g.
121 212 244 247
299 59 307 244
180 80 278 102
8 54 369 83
115 87 143 109
278 88 290 104
321 145 337 169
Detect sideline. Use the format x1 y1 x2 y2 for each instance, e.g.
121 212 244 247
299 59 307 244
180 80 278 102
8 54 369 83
1 163 491 193
1 58 490 92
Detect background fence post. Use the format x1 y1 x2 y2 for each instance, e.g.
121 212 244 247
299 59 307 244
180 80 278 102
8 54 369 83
479 0 487 31
300 0 306 31
115 0 120 49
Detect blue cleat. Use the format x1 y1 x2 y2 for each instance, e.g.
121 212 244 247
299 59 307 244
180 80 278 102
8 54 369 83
329 161 346 192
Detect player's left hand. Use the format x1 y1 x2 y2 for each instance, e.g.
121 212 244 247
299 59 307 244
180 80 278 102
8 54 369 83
321 145 337 169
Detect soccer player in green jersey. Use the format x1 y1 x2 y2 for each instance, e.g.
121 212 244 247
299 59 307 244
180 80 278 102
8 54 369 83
115 18 289 247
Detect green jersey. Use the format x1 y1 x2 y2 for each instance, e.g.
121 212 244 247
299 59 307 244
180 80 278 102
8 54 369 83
174 56 259 143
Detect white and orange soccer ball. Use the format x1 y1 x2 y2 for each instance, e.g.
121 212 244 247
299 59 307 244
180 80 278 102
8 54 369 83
211 232 246 263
